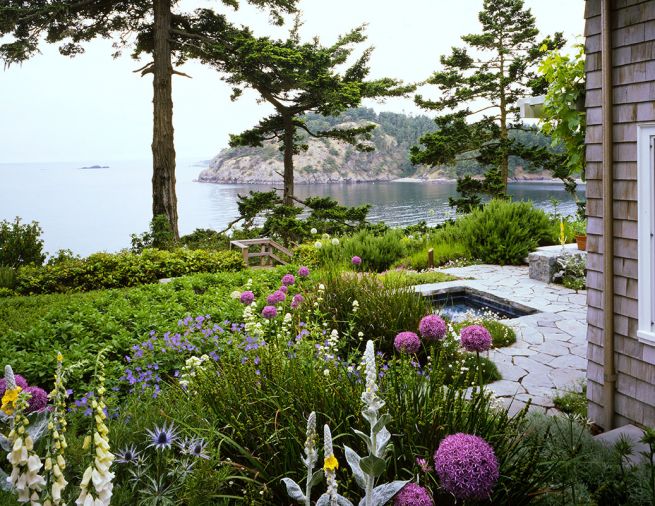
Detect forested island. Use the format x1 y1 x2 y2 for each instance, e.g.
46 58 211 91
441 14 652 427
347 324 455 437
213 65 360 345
198 108 557 184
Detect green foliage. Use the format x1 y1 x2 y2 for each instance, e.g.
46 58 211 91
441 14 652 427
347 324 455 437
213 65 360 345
377 270 456 287
179 229 230 251
14 248 245 295
234 191 373 244
553 384 587 418
0 266 17 290
455 200 553 265
130 214 176 252
554 252 587 292
319 271 431 355
0 217 46 268
0 268 287 393
316 229 415 272
411 0 565 206
539 44 586 192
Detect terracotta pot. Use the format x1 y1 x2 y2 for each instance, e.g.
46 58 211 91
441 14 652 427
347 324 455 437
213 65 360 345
575 234 587 251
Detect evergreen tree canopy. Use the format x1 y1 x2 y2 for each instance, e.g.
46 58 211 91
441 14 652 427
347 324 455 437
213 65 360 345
184 17 414 204
0 0 298 238
410 0 564 211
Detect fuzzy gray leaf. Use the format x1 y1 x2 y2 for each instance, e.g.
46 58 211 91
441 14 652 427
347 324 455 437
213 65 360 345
336 494 355 506
353 429 372 452
344 445 367 490
281 478 306 503
26 412 49 443
359 481 408 506
0 434 10 452
0 468 11 491
376 426 391 456
309 469 324 488
316 493 330 506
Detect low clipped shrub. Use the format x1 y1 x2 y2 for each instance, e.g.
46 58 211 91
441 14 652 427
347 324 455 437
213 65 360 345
394 240 470 270
14 248 245 295
455 200 553 265
317 229 417 272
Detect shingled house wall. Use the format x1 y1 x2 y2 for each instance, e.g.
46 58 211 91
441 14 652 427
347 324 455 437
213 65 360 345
585 0 655 426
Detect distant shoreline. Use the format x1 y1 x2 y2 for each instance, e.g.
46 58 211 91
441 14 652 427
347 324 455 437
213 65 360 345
392 177 585 185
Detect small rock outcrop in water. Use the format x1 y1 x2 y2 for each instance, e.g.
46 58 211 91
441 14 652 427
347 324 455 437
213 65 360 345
79 165 109 170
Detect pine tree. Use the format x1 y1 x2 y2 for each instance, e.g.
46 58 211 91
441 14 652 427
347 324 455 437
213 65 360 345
185 18 413 205
0 0 297 239
410 0 563 212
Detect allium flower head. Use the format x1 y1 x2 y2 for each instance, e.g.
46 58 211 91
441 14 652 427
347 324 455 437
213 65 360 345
394 483 434 506
460 325 493 352
434 433 499 500
331 238 340 246
298 266 310 278
419 314 447 341
262 306 278 319
310 228 318 235
291 294 304 309
0 373 28 398
314 241 322 249
115 445 140 465
146 423 178 451
394 331 421 354
267 290 286 304
240 291 255 305
281 274 295 286
24 386 48 413
351 255 362 266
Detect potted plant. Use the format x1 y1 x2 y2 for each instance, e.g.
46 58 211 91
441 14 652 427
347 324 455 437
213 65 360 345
572 219 587 251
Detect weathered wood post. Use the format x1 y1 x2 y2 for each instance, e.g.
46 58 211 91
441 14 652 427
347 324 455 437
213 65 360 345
427 248 434 269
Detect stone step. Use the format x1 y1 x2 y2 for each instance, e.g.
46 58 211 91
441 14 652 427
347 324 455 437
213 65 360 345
594 424 651 465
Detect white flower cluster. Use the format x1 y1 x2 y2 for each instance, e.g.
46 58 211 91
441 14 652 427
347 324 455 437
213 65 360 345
276 312 293 343
7 411 46 504
43 354 68 506
360 340 384 413
178 354 210 391
76 362 114 506
243 304 264 337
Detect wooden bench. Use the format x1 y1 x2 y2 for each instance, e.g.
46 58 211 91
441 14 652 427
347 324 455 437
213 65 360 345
229 237 293 267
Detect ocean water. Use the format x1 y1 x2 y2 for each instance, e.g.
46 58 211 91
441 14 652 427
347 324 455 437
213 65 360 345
0 159 584 256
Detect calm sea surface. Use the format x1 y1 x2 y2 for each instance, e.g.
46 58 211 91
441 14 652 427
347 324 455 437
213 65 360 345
0 159 584 256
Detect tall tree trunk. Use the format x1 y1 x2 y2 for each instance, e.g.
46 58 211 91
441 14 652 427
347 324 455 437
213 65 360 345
282 114 294 206
498 48 509 194
152 0 179 239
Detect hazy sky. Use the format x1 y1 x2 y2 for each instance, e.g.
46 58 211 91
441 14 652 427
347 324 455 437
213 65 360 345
0 0 585 164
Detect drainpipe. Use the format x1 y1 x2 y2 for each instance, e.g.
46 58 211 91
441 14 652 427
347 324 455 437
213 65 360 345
601 0 616 430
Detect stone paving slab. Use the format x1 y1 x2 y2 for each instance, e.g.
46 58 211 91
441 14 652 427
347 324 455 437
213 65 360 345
416 264 587 415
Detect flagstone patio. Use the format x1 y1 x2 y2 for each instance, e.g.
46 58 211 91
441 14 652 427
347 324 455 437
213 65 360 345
415 264 588 415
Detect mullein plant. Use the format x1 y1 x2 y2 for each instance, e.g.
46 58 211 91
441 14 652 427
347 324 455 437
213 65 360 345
76 353 114 506
283 341 407 506
1 365 47 504
42 353 69 506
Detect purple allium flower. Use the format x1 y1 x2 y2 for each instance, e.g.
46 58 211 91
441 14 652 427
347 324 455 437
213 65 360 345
24 386 48 413
266 290 286 304
281 274 295 286
279 285 288 293
0 374 28 398
291 294 304 309
394 331 421 354
351 255 362 266
262 306 278 319
460 325 493 353
298 266 310 278
394 483 433 506
419 314 447 341
240 290 255 305
434 433 499 500
146 423 178 451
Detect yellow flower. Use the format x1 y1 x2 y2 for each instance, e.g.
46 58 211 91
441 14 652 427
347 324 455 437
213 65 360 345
323 455 339 472
57 352 63 362
1 386 22 415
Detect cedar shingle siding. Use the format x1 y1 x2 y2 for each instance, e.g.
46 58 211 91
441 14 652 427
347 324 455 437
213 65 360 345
585 0 655 426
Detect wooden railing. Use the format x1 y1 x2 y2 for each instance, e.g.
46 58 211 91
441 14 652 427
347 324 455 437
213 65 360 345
229 237 293 267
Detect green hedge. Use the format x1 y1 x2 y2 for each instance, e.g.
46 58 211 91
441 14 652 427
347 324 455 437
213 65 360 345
14 248 245 295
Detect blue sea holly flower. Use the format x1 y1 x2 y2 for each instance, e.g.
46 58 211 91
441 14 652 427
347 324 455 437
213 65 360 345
146 423 178 451
115 445 141 465
187 438 209 460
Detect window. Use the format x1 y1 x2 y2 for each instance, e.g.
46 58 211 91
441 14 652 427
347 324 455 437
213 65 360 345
638 124 655 342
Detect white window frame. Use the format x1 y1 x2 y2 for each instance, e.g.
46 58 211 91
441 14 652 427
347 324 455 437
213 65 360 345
637 124 655 343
